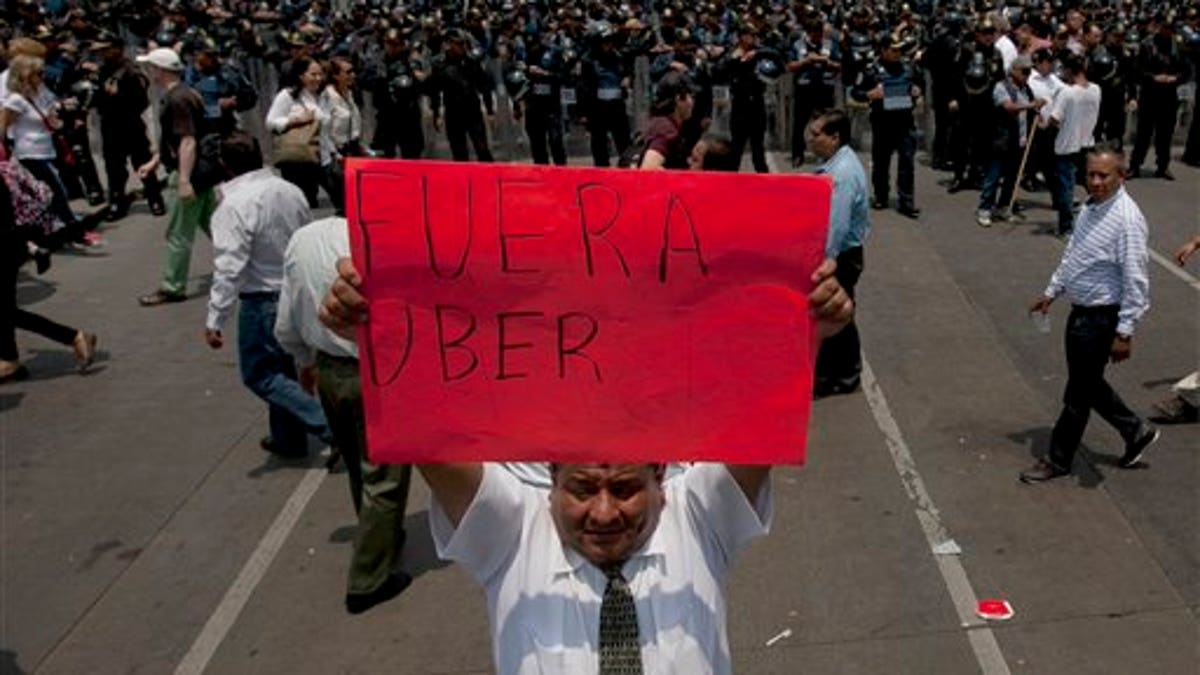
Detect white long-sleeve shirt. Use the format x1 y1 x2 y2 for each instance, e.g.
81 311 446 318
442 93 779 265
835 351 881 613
206 168 312 332
1044 185 1150 336
265 88 331 165
274 217 358 369
318 85 361 163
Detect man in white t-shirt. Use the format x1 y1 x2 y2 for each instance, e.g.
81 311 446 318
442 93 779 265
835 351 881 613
318 256 854 674
992 13 1019 73
1048 54 1101 236
1026 49 1065 192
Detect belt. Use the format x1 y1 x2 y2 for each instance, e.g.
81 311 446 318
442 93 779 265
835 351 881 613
1070 304 1118 314
239 290 281 301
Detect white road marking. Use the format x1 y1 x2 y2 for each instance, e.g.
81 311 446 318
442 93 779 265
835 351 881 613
1148 249 1200 291
174 466 328 675
861 358 1013 675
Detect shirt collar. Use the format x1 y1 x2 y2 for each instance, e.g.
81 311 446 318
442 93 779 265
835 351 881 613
1085 185 1125 209
223 167 274 191
816 145 850 174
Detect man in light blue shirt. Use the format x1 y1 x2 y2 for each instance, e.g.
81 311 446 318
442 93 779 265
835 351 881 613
810 109 870 397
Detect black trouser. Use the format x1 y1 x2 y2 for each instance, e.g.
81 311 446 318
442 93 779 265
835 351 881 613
445 111 493 162
870 113 917 209
372 107 424 160
953 95 992 183
814 246 863 389
525 99 566 166
0 229 78 361
1185 100 1200 165
587 99 630 167
1095 88 1127 149
277 161 323 208
63 118 104 200
931 97 953 167
100 119 163 206
324 162 346 216
730 98 768 173
1048 305 1145 470
1130 92 1178 173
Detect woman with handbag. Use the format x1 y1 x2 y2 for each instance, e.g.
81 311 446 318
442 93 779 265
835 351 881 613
266 58 328 208
1 54 105 249
319 56 363 216
0 164 98 382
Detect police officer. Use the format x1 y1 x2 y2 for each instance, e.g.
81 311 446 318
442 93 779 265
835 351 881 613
430 29 495 162
1129 15 1189 180
720 22 769 173
579 23 632 167
1088 26 1130 149
372 28 427 160
518 35 568 166
45 30 105 206
862 35 922 218
923 10 966 171
91 31 165 220
947 17 1005 192
184 38 258 138
787 17 841 165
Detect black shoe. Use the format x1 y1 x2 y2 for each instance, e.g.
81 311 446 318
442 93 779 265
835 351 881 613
1153 169 1175 181
138 290 187 306
947 180 966 194
87 191 106 206
871 199 887 210
106 201 129 222
259 436 308 459
1118 427 1160 468
898 206 921 219
149 199 167 217
814 377 861 399
1019 459 1070 483
32 247 51 275
1128 168 1142 179
345 572 413 615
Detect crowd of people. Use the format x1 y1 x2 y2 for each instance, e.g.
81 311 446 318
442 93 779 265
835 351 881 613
3 0 1199 672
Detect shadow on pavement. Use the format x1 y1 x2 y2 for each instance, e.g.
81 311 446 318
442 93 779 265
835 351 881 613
15 273 57 306
1007 425 1106 488
0 392 24 412
22 349 106 382
0 648 28 675
399 510 452 579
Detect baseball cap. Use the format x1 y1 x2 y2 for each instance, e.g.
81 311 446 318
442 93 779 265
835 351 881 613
136 47 183 71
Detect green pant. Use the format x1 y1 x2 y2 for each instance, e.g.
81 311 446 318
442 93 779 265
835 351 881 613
316 352 413 595
161 172 217 296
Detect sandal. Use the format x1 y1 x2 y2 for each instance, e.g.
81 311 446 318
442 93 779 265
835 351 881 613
74 332 97 373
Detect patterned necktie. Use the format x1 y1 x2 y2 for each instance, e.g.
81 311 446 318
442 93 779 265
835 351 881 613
599 566 643 675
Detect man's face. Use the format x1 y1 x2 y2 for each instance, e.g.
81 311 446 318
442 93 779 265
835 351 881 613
676 91 694 121
881 44 900 63
1012 65 1030 86
550 464 666 568
1086 153 1123 202
1067 11 1084 32
977 30 996 47
806 119 836 160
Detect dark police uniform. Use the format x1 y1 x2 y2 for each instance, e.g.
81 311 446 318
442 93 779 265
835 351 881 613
719 45 769 174
94 56 165 218
866 54 921 215
1130 31 1189 177
374 51 427 160
579 40 632 167
948 35 1004 190
184 57 258 138
430 47 495 162
788 31 841 163
522 41 567 166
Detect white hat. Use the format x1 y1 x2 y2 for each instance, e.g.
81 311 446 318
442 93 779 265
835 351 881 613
136 47 183 72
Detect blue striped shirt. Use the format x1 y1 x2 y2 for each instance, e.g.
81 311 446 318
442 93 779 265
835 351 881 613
1044 186 1150 335
815 145 871 257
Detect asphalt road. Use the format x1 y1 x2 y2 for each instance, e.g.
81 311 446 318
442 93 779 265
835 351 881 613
2 151 1196 675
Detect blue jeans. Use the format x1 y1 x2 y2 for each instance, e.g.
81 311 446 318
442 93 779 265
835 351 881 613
977 146 1019 213
1052 153 1080 231
238 293 331 453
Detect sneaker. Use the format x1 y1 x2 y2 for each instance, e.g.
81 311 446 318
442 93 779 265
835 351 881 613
1153 169 1175 181
81 231 104 247
976 210 992 227
1149 396 1199 425
1019 458 1070 483
993 207 1011 222
1118 427 1160 468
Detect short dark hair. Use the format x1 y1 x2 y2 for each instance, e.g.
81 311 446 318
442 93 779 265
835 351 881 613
811 109 851 148
699 132 737 172
1061 53 1085 77
1087 142 1126 170
650 71 696 115
219 131 263 178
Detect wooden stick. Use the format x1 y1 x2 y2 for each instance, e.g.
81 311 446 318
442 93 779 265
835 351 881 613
1008 120 1040 213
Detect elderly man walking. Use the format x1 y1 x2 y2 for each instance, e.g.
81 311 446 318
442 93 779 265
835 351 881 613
202 132 331 458
1022 146 1159 483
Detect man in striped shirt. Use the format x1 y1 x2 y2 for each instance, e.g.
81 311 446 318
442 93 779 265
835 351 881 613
1021 145 1159 483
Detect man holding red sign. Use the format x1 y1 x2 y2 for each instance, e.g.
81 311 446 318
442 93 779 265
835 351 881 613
321 258 849 674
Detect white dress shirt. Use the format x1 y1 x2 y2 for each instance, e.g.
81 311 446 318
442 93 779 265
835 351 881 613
1028 70 1065 125
1051 82 1101 155
432 463 772 675
206 168 312 332
274 216 358 369
1045 186 1150 336
318 85 361 163
996 35 1019 72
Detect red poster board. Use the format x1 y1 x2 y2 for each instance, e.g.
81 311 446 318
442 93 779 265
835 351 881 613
346 159 830 464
